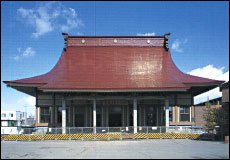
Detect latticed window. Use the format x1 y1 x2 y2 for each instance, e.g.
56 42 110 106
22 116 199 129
1 113 6 118
8 121 17 127
180 106 190 121
40 107 50 123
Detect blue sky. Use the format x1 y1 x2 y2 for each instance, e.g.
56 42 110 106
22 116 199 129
1 1 229 117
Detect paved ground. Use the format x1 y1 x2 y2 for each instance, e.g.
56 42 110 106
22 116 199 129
1 139 229 159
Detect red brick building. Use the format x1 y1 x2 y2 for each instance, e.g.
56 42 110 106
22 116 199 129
191 82 229 139
220 81 229 137
4 33 224 133
194 97 221 127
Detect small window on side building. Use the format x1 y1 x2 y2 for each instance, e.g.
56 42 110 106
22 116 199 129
180 106 190 121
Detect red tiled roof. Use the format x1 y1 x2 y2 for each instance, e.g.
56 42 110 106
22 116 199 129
4 36 224 92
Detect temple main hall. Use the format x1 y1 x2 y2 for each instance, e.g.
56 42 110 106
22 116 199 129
4 33 223 133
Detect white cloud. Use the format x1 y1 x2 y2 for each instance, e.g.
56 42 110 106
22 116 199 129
171 39 188 53
17 2 83 38
13 55 20 61
17 7 52 37
188 64 228 81
187 65 229 104
12 47 36 61
137 32 155 36
17 48 21 53
22 47 36 57
33 18 53 38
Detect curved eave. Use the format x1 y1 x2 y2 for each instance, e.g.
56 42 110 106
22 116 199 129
5 85 37 97
3 81 46 97
3 81 46 87
183 81 224 87
185 81 224 96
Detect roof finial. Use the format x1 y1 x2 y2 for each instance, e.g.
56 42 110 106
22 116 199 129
164 32 171 51
62 32 68 36
62 33 69 51
164 32 171 39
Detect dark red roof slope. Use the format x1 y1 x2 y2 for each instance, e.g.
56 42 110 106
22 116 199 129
4 36 224 92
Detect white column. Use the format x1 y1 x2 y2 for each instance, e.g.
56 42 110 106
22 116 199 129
93 99 96 134
177 106 180 123
172 106 176 123
165 99 169 132
37 107 40 124
62 98 66 134
189 106 192 122
133 98 137 134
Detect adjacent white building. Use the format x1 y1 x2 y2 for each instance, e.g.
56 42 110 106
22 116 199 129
1 111 27 134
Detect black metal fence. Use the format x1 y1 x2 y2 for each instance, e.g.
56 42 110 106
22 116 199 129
16 126 206 135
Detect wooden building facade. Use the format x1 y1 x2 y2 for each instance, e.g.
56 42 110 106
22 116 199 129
4 34 224 133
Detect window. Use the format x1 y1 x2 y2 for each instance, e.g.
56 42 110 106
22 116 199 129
10 113 13 117
1 121 17 127
1 113 6 118
40 107 50 123
180 106 190 121
1 121 8 126
23 112 26 118
8 121 17 127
